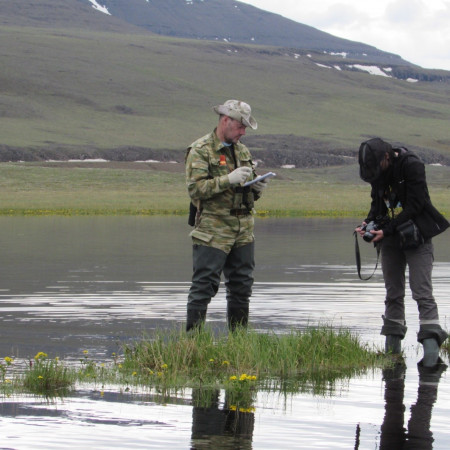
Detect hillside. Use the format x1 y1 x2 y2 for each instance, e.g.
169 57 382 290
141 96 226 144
0 0 143 33
0 1 449 167
83 0 405 64
0 0 407 64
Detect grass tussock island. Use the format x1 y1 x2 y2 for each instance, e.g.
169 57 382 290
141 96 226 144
1 328 392 401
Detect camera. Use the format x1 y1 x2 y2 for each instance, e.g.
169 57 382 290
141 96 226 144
361 221 379 242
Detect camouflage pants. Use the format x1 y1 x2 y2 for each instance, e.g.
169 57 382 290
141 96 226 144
187 214 255 310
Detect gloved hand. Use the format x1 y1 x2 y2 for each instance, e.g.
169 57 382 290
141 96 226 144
252 179 269 193
228 166 252 185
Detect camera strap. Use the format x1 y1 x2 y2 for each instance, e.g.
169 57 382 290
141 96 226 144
353 231 381 280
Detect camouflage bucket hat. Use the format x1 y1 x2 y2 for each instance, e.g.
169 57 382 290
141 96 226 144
213 99 258 130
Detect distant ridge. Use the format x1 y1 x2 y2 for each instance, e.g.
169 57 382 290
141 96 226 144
1 0 409 66
85 0 409 65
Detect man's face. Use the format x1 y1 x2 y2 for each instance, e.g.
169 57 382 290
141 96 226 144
222 117 247 144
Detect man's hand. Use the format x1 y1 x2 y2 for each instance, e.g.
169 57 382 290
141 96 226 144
228 167 252 185
252 178 270 193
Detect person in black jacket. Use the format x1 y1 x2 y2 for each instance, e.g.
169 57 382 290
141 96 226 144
355 138 449 367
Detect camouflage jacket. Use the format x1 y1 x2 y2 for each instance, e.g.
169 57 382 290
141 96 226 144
186 130 259 216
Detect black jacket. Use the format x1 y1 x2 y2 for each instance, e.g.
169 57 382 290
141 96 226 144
365 148 449 239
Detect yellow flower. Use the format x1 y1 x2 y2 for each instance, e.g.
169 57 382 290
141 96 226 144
239 374 247 381
34 352 48 360
161 364 168 369
229 405 237 411
239 407 256 413
118 364 123 369
132 371 137 376
38 375 44 379
222 360 230 366
5 379 11 383
4 357 14 364
229 375 237 381
209 359 215 363
83 350 88 355
157 372 163 377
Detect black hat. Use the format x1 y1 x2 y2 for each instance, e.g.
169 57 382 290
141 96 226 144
358 138 393 183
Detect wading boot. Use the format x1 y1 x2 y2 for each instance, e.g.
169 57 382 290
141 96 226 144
381 316 407 355
186 308 206 333
422 338 439 368
417 324 448 368
385 335 402 354
227 305 249 332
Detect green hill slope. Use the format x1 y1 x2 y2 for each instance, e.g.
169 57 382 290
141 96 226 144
0 26 449 161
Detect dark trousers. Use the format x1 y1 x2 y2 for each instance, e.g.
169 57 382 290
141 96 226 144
187 242 255 311
381 236 439 323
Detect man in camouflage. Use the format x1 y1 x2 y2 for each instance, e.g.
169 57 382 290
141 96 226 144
185 99 269 332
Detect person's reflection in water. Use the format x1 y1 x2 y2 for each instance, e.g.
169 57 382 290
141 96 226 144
190 389 255 449
380 361 407 448
380 358 447 449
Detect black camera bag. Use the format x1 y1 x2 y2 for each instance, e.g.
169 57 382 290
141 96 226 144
396 219 424 250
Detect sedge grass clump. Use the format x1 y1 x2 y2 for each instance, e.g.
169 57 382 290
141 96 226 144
78 350 102 382
22 352 77 396
77 350 129 386
122 330 218 389
122 326 384 395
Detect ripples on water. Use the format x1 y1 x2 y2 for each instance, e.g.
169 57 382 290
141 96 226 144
0 217 449 448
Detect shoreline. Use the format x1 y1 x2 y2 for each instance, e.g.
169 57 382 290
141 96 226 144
0 209 369 218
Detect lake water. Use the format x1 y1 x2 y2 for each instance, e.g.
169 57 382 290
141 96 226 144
0 216 449 449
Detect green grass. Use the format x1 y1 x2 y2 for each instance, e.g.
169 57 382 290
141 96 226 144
121 327 385 398
0 163 449 217
0 163 187 215
1 327 388 400
1 26 449 154
22 352 76 396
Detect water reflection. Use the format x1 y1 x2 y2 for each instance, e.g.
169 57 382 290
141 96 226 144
191 389 255 449
380 360 447 449
0 217 449 449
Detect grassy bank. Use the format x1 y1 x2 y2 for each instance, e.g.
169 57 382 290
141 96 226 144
1 162 449 217
1 327 388 400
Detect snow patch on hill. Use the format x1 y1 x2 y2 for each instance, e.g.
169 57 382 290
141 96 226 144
89 0 111 15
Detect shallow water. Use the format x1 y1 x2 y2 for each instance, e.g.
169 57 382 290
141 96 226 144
0 216 449 449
